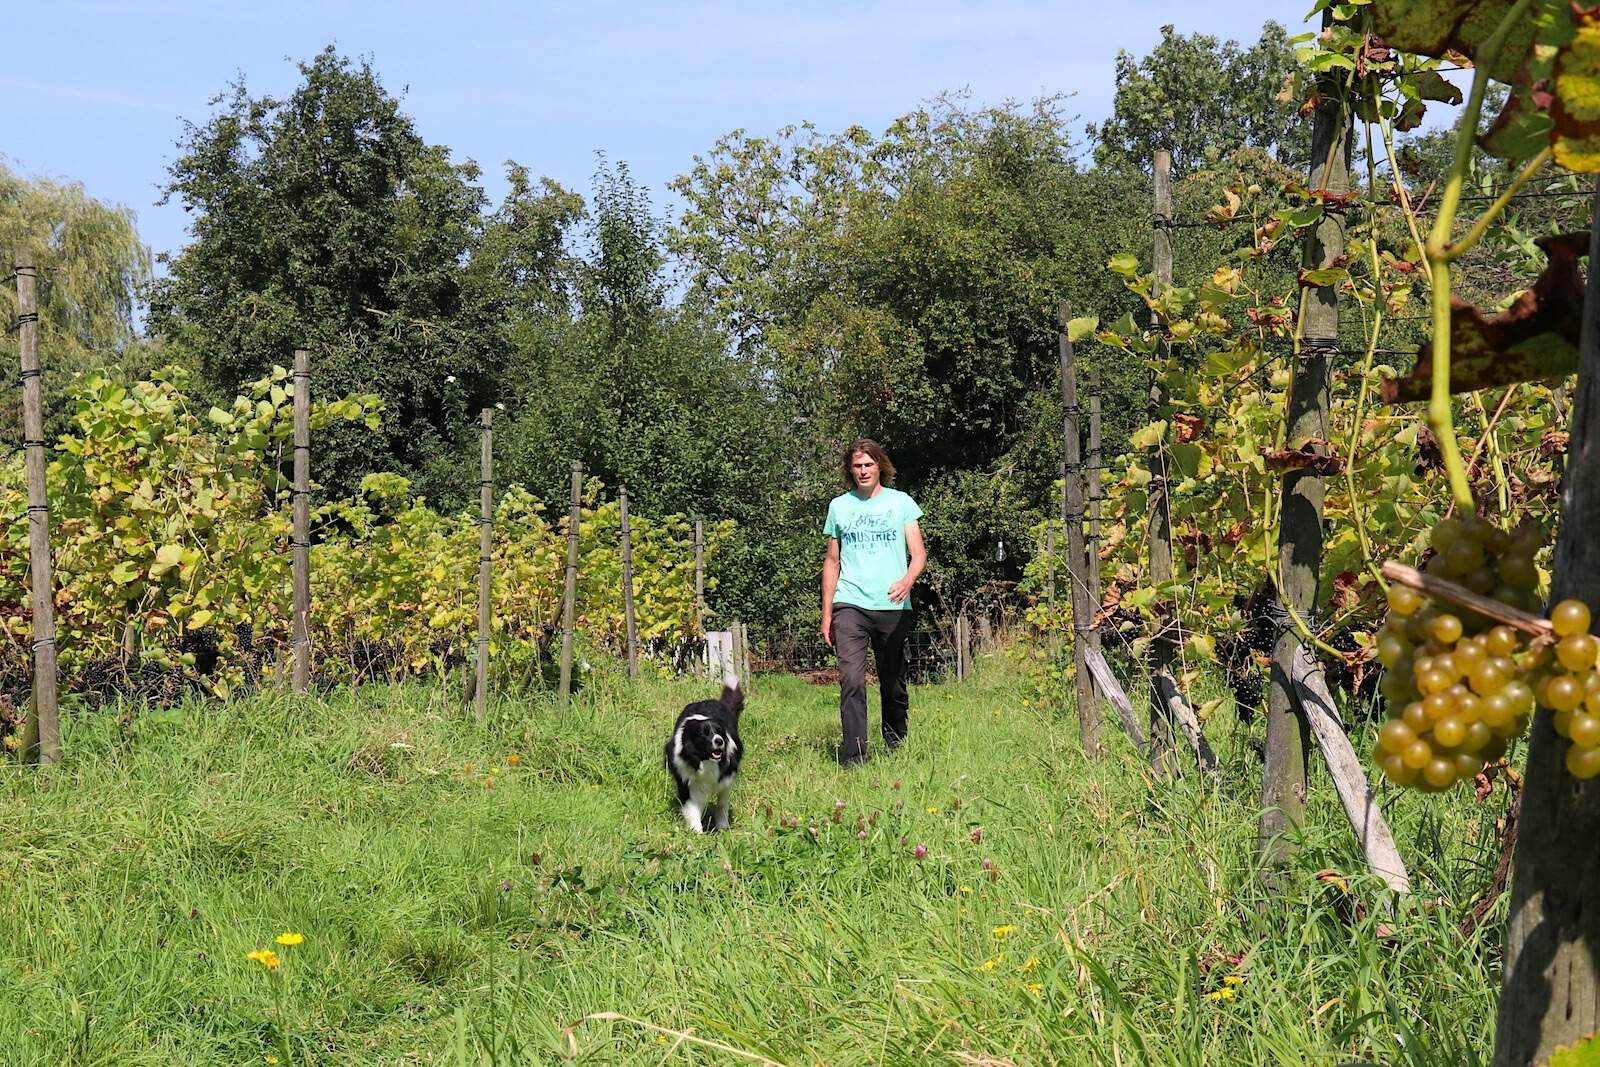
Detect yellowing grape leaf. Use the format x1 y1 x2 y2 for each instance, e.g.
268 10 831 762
1551 6 1600 171
1372 0 1545 83
1373 0 1592 165
1539 1031 1600 1067
1381 231 1585 402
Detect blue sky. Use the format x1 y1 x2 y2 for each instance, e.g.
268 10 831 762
6 1 1319 263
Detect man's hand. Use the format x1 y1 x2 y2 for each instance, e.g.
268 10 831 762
821 613 834 648
887 575 913 603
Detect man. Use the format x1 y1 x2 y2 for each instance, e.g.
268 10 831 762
821 438 926 766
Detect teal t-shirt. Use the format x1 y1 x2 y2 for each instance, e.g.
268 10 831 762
824 487 923 612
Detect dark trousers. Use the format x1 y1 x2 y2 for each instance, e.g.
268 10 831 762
834 605 912 761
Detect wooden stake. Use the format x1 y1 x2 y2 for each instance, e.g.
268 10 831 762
619 485 639 679
1060 302 1103 757
558 460 582 709
955 614 966 682
1147 149 1178 771
1087 368 1105 661
1153 669 1220 785
1290 646 1410 894
474 408 493 720
1080 646 1149 753
16 251 59 766
694 517 705 639
736 620 748 687
1495 180 1600 1067
291 348 311 695
1261 29 1349 876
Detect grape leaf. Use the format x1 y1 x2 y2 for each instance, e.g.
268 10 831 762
1381 231 1586 403
1539 1031 1600 1067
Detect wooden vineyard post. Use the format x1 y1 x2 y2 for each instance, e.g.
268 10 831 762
15 251 59 766
558 460 582 710
1087 369 1105 663
741 620 752 688
1260 33 1348 877
694 516 706 643
1059 302 1102 757
954 614 967 682
473 408 493 720
1146 148 1178 772
291 348 312 695
1495 182 1600 1067
619 485 639 679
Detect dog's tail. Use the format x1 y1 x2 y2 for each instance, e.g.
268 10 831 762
720 668 744 719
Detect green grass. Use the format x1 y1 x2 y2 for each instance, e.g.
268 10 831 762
0 652 1510 1065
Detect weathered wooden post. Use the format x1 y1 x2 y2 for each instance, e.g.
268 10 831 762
693 516 706 634
558 460 582 709
16 251 59 766
474 408 493 720
1495 182 1600 1067
291 348 311 695
956 613 969 681
1260 33 1349 876
1146 149 1178 772
1087 368 1106 661
1060 302 1102 757
619 485 639 679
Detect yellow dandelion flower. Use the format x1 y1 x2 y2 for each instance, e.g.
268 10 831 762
1024 982 1043 997
1205 987 1238 1003
246 949 281 970
266 1058 280 1065
957 885 972 895
992 924 1019 939
275 932 304 947
656 1035 668 1044
978 954 1004 972
926 806 940 814
1021 698 1031 707
490 767 503 776
1020 956 1040 973
507 754 522 766
1223 974 1245 986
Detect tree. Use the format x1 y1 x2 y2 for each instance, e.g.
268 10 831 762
671 97 1158 608
148 47 493 497
0 162 153 443
1091 23 1310 178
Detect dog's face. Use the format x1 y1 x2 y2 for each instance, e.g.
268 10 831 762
677 716 728 767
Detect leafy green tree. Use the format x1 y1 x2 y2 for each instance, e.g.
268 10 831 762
1092 23 1310 178
671 98 1161 609
0 162 153 443
148 47 493 497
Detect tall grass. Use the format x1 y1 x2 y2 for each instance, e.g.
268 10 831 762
0 653 1509 1065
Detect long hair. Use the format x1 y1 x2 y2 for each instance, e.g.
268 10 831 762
841 438 896 489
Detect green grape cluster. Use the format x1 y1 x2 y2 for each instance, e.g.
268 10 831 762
1531 599 1600 780
1371 517 1546 792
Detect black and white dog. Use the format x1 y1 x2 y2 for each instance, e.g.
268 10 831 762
665 669 744 832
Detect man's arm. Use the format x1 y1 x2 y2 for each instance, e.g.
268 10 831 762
887 520 926 603
821 536 841 647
